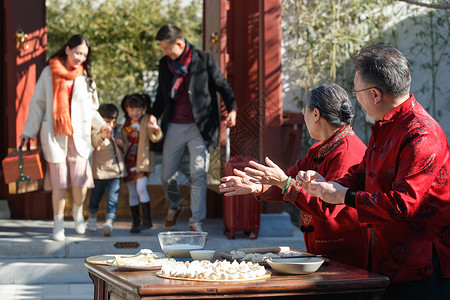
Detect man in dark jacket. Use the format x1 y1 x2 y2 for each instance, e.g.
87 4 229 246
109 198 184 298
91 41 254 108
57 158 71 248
151 24 237 232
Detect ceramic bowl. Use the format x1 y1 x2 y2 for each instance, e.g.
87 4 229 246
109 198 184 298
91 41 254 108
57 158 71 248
267 257 324 275
158 231 208 258
190 250 215 260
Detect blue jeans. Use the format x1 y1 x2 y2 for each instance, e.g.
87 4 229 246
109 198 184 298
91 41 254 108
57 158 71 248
88 178 121 222
161 123 209 225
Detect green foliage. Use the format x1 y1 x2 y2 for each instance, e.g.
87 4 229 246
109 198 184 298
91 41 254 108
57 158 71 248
282 0 391 151
46 0 202 104
282 0 390 97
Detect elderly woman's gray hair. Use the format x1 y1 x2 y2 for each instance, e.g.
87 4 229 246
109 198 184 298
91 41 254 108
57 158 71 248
306 82 354 128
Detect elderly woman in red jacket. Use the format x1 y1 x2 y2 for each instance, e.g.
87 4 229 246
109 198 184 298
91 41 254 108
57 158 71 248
220 82 369 269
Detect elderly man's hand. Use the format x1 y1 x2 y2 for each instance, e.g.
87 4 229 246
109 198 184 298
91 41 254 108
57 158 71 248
296 170 347 205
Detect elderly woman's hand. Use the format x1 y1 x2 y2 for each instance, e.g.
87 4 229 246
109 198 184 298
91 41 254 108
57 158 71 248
244 157 289 190
219 169 262 196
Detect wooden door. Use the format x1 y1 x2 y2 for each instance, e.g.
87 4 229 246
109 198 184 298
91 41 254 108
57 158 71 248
2 0 47 153
207 0 287 214
1 0 52 219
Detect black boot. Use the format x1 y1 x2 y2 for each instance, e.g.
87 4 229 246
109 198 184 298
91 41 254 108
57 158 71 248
130 205 141 233
140 202 153 230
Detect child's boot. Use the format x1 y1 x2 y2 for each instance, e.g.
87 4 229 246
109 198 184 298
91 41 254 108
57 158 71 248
140 202 153 230
130 205 141 233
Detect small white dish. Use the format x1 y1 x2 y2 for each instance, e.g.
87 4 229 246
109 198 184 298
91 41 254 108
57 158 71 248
190 250 215 260
267 257 324 275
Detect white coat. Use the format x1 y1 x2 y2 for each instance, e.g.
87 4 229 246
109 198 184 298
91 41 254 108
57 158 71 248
22 65 105 163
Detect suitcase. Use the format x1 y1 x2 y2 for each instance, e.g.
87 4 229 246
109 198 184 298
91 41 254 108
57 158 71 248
222 129 260 239
2 142 44 194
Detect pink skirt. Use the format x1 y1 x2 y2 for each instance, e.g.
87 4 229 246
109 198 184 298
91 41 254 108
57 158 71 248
44 136 94 190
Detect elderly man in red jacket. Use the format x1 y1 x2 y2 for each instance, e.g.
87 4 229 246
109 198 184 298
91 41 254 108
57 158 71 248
297 45 450 300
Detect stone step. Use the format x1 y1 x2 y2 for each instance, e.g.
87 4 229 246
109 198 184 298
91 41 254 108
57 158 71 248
0 283 94 299
0 258 91 284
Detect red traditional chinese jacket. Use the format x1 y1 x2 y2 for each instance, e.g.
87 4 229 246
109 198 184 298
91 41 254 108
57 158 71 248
258 125 369 269
337 95 450 282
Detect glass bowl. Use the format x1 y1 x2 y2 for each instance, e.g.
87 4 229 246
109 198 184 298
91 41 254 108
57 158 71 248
158 231 208 258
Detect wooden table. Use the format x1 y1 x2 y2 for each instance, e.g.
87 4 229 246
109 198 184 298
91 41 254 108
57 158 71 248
85 258 389 300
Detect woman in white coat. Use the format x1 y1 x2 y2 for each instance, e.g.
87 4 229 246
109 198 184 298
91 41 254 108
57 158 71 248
21 34 111 241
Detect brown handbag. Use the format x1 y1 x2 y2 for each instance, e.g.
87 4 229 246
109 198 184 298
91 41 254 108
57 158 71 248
2 141 45 194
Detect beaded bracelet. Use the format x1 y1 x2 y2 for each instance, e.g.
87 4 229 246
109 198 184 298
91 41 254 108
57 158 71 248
282 176 291 194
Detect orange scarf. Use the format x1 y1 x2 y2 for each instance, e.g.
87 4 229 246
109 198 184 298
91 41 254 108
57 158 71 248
49 58 84 136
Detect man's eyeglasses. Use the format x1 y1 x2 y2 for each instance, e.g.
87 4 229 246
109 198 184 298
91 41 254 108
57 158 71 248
351 86 379 96
301 107 305 115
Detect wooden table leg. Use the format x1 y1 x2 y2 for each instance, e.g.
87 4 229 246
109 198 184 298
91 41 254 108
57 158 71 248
89 271 106 300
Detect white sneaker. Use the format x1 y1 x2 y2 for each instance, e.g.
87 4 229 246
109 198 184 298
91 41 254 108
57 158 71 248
87 215 97 232
53 214 65 241
102 220 113 237
72 204 86 235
